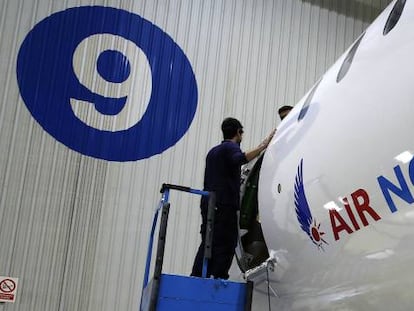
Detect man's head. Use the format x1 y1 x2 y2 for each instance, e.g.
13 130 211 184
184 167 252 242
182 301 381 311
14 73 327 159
221 117 244 142
278 105 293 121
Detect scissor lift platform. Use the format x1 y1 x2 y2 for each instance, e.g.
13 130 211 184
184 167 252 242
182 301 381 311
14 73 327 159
141 274 252 311
140 184 252 311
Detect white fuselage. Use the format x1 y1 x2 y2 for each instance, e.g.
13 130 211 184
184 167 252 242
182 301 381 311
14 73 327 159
258 0 414 309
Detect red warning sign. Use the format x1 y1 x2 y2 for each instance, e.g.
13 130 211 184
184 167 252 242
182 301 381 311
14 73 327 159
0 277 18 303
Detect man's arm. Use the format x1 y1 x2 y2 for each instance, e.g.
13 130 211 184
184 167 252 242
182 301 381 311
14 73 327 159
244 129 276 162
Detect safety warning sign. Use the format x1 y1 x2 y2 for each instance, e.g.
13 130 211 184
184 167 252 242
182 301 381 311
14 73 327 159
0 276 18 303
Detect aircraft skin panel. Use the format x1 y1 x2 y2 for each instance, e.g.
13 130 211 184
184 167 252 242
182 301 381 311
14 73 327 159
258 0 414 309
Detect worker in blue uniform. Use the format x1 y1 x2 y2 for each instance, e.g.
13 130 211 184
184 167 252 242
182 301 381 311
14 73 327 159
191 117 275 279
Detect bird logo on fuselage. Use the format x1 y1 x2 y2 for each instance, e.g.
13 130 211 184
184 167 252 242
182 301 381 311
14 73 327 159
294 159 328 250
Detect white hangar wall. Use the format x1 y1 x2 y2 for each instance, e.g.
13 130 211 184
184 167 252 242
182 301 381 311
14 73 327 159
0 0 390 310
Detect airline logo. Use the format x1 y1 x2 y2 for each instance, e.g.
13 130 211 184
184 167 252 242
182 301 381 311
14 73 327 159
295 157 414 249
16 6 198 161
294 159 328 250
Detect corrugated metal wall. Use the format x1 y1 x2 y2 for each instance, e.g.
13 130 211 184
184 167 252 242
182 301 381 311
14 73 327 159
0 0 391 310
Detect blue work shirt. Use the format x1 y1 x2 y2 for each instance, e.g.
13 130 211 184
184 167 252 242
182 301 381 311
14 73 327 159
202 140 248 210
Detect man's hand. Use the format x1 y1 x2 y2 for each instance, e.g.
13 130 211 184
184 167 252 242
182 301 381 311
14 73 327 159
259 129 276 151
245 129 276 162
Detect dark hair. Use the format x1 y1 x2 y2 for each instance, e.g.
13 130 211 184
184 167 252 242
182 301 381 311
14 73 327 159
278 105 293 115
221 117 243 139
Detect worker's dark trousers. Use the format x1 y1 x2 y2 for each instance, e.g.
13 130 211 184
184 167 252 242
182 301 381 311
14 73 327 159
191 206 238 279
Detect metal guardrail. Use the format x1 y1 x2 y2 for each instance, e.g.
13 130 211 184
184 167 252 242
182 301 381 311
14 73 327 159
140 183 216 311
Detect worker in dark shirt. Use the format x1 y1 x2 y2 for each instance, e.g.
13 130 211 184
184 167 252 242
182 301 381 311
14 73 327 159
191 117 275 279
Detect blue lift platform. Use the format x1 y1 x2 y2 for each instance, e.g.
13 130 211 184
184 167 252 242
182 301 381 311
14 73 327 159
140 183 253 311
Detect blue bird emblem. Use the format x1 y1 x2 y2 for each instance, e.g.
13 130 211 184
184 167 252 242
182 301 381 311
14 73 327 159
294 159 328 250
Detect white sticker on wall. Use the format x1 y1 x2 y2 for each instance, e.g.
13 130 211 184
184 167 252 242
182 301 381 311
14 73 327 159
0 276 18 303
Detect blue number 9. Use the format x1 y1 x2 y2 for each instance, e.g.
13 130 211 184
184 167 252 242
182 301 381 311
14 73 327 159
17 6 198 161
